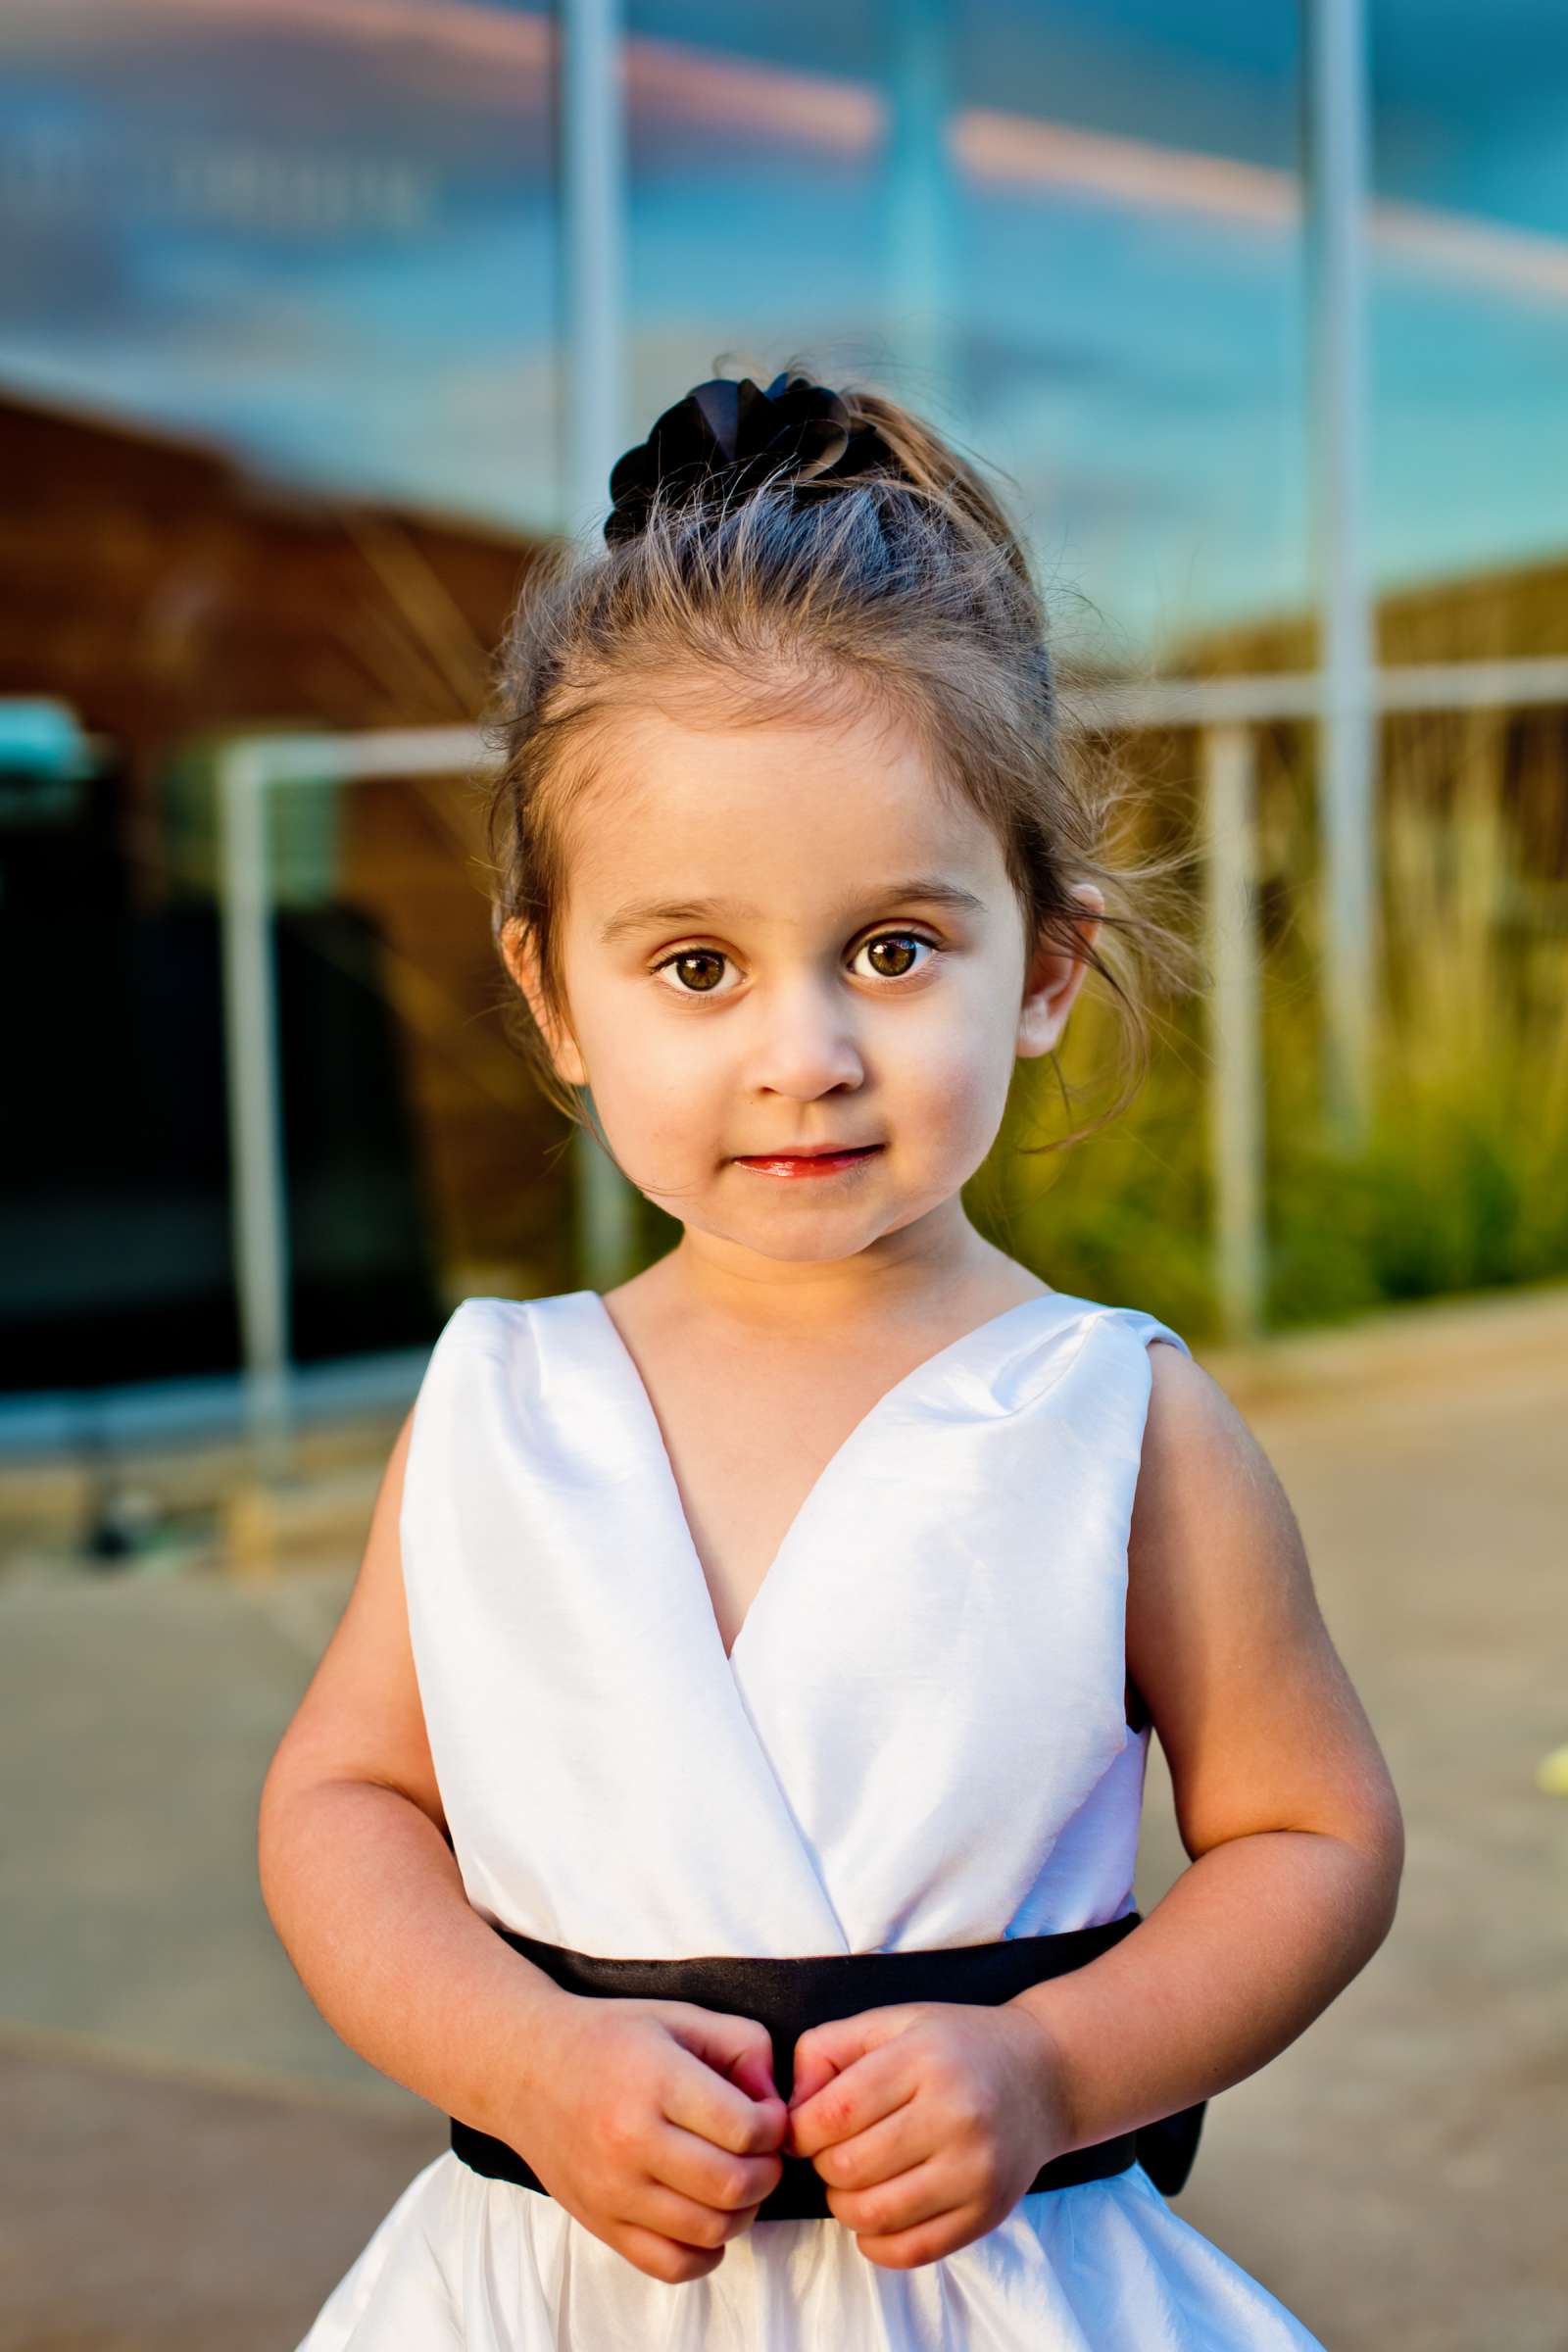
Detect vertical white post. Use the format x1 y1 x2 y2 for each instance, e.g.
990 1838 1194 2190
1202 724 1266 1343
561 0 639 1290
1304 0 1378 1144
217 745 294 1474
562 0 625 537
886 0 958 397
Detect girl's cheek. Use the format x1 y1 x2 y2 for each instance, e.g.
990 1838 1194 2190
915 1029 997 1106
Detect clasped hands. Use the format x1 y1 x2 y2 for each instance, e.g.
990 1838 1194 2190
774 1994 1075 2267
520 1987 1077 2283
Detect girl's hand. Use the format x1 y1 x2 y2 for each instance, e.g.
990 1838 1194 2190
505 1993 789 2283
783 1999 1073 2269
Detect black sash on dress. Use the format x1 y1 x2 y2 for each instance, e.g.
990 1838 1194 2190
448 1910 1206 2221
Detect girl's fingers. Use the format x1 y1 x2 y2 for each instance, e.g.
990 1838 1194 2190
823 2150 959 2239
646 2112 784 2217
662 2003 781 2112
612 2219 726 2281
788 2042 918 2158
629 2164 768 2249
659 2033 788 2162
807 2087 925 2190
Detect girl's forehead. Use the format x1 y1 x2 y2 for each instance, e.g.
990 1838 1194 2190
573 700 993 880
599 692 928 789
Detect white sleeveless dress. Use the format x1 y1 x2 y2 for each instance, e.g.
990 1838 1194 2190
294 1285 1325 2351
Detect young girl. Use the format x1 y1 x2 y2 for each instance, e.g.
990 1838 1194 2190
262 365 1403 2351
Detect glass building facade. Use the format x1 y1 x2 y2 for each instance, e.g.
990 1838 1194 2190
2 0 1565 1418
6 4 1563 648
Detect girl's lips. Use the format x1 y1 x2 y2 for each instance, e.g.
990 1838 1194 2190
733 1145 883 1177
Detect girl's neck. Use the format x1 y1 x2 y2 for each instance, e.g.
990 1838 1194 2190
606 1226 1045 1352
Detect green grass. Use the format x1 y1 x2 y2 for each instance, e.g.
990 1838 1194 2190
973 707 1568 1341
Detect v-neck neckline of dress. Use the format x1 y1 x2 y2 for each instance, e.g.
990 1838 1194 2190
580 1285 1075 1674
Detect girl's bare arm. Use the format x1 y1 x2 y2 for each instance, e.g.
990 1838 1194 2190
1005 1340 1405 2152
256 1409 571 2139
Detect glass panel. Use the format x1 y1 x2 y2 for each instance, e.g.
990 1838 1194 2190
0 2 564 1391
623 0 1306 668
1369 0 1568 615
0 0 563 530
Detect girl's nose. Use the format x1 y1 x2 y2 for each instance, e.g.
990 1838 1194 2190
745 976 866 1098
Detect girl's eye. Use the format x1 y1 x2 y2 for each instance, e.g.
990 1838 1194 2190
852 931 938 982
650 932 940 997
651 948 735 997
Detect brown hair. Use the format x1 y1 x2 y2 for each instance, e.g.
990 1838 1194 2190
479 358 1200 1156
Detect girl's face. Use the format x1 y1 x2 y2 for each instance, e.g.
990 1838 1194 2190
507 691 1100 1282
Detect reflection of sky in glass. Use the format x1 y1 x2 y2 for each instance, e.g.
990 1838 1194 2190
1 0 1564 662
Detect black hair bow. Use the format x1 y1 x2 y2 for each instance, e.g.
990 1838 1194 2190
605 369 898 546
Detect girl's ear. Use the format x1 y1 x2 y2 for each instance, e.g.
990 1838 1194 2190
1015 883 1104 1060
499 915 589 1087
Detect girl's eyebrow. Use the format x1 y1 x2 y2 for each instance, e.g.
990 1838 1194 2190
598 879 987 946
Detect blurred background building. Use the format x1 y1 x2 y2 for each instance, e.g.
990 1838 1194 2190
2 0 1565 1485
